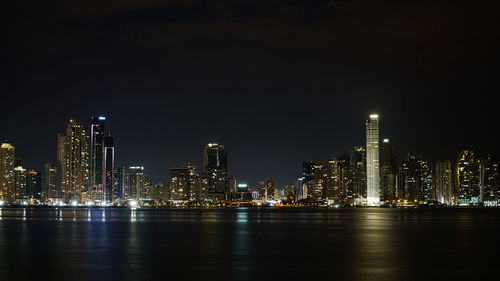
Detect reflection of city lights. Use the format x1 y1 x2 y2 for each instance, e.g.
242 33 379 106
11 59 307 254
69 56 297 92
129 200 138 209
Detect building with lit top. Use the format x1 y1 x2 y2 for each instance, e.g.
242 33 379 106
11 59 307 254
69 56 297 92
366 114 380 205
0 142 16 203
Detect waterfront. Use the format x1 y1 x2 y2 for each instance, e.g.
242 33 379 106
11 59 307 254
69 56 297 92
1 208 499 281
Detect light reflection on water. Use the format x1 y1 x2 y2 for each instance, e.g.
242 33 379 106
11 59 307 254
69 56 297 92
0 208 499 281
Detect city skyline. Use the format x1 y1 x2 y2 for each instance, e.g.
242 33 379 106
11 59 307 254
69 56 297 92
1 113 498 207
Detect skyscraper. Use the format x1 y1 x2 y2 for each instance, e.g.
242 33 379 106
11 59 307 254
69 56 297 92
61 119 90 202
380 139 397 203
434 160 454 205
113 166 126 201
43 162 63 202
102 135 114 203
26 170 42 201
366 114 380 205
0 142 16 203
483 155 499 205
203 143 228 200
90 116 105 200
456 148 484 205
14 166 27 200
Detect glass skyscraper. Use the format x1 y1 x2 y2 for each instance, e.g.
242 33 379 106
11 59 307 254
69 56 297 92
366 114 380 205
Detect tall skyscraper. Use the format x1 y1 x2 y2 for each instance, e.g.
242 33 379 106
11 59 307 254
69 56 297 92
90 116 106 200
434 160 454 205
349 147 366 199
456 148 484 205
126 166 150 199
380 139 397 202
483 155 499 204
61 119 90 202
43 163 63 202
26 170 42 200
14 166 27 200
366 114 380 205
265 178 276 201
102 135 114 203
203 143 228 200
113 166 126 201
326 157 340 202
0 142 16 203
169 164 199 201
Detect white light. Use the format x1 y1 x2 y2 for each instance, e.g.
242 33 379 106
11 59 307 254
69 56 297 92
383 139 389 143
71 200 78 207
86 201 94 207
238 184 248 188
98 116 106 120
129 200 138 208
370 114 379 119
0 200 4 206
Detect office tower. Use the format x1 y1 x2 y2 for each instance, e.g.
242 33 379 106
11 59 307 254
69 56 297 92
170 165 198 201
60 119 90 202
203 143 228 200
26 170 42 200
14 166 27 200
348 147 365 199
380 139 397 203
295 177 305 201
327 157 340 202
113 166 126 202
399 154 421 204
199 173 209 201
265 178 275 201
483 155 499 204
366 114 380 205
313 160 327 201
43 163 63 202
126 166 151 199
0 142 16 203
90 116 106 195
434 160 454 205
284 185 295 202
456 148 484 205
102 135 114 202
419 160 434 203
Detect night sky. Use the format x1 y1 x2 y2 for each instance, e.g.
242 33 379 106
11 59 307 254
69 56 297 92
1 0 498 187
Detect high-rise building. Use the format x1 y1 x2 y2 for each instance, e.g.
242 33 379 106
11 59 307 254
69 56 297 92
0 142 16 203
43 162 63 202
265 178 275 201
419 160 434 203
90 116 106 195
113 166 126 201
327 157 340 202
295 177 305 201
203 143 228 200
313 160 327 201
399 154 421 204
483 155 499 205
102 135 114 202
366 114 380 205
380 139 397 203
456 148 484 205
434 160 454 205
284 185 295 203
14 166 27 200
349 147 366 200
60 119 90 202
26 170 42 200
126 166 150 199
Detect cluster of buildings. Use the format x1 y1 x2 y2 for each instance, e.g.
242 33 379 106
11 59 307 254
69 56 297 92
1 114 499 207
288 115 500 207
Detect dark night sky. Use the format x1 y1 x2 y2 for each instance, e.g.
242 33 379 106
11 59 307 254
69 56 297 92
1 0 498 186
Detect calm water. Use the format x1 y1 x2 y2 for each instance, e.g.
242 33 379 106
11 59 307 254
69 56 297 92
0 207 499 281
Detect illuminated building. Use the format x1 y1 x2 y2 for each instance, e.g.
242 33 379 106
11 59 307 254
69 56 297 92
26 170 42 200
483 155 499 204
14 166 27 200
295 177 305 201
348 147 365 199
203 143 228 200
327 157 340 202
399 154 421 204
284 184 295 202
456 148 484 205
227 177 237 194
0 142 16 203
90 116 106 199
380 139 397 203
126 166 150 199
113 166 126 201
419 160 434 203
102 135 114 202
302 160 327 201
170 166 189 200
60 119 90 202
366 114 380 205
434 160 454 205
43 163 63 202
265 178 275 201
